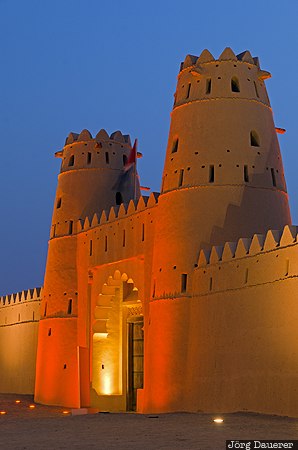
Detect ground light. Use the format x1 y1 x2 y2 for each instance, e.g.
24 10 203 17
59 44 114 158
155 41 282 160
15 400 21 404
29 404 36 409
213 418 224 423
62 410 70 415
0 411 7 415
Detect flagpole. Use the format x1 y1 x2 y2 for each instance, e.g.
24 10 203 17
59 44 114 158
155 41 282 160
134 139 137 200
134 161 136 200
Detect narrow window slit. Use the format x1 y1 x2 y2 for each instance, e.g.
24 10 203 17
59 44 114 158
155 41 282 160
186 83 191 99
206 78 211 94
152 280 156 298
105 152 109 164
244 165 249 182
285 259 290 276
244 268 249 284
67 299 72 315
87 152 92 164
209 165 214 183
254 81 259 98
178 169 184 187
69 221 73 235
142 223 145 242
123 230 126 247
181 274 187 293
89 240 93 256
271 168 276 187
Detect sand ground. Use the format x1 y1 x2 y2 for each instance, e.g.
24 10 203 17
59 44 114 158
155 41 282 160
0 394 297 449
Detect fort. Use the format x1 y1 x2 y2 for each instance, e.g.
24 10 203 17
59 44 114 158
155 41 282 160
1 47 298 417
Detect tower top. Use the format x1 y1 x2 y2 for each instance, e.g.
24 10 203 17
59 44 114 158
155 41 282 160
180 47 271 80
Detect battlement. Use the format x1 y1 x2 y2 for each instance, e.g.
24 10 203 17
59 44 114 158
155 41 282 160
56 128 134 174
180 48 266 72
64 128 131 147
0 287 42 328
173 47 272 112
194 224 298 298
197 224 297 267
0 287 43 307
50 192 159 238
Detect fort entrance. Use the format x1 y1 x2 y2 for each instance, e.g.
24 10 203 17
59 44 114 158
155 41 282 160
91 270 143 411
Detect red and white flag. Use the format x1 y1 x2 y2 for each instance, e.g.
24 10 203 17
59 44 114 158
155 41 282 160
113 139 137 193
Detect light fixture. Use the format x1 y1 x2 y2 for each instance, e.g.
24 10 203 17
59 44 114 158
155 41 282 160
213 418 224 423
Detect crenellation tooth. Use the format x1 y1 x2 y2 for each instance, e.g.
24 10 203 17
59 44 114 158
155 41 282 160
78 129 92 141
196 49 215 64
219 47 237 61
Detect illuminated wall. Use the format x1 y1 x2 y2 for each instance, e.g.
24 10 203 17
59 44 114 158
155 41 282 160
188 225 298 417
143 224 298 417
0 288 41 393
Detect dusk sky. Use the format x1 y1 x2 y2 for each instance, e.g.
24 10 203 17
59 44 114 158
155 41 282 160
1 0 297 295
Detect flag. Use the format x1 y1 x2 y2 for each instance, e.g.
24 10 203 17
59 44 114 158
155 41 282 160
113 139 137 193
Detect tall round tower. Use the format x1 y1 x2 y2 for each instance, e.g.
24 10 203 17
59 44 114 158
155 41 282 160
144 48 291 411
35 129 140 407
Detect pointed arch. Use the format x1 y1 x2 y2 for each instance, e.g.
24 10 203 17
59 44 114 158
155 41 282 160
91 270 143 411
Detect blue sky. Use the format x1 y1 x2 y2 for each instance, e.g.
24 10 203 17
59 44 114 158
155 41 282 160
0 0 297 295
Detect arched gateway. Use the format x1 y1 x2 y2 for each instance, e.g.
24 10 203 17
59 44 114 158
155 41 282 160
91 270 143 411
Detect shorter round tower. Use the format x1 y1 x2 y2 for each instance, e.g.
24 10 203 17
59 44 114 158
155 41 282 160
35 128 140 407
52 128 140 237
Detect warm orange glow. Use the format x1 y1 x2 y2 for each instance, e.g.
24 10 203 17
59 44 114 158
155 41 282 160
35 319 81 409
0 411 7 415
15 400 21 404
213 418 224 423
62 410 70 415
102 374 112 395
29 404 35 409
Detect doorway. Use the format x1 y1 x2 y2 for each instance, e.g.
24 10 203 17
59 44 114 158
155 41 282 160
127 316 144 411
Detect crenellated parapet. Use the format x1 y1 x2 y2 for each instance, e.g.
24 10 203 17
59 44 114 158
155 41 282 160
0 287 42 327
197 224 297 266
194 225 298 296
57 128 133 174
50 192 159 238
64 128 131 146
0 287 43 307
175 47 271 110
